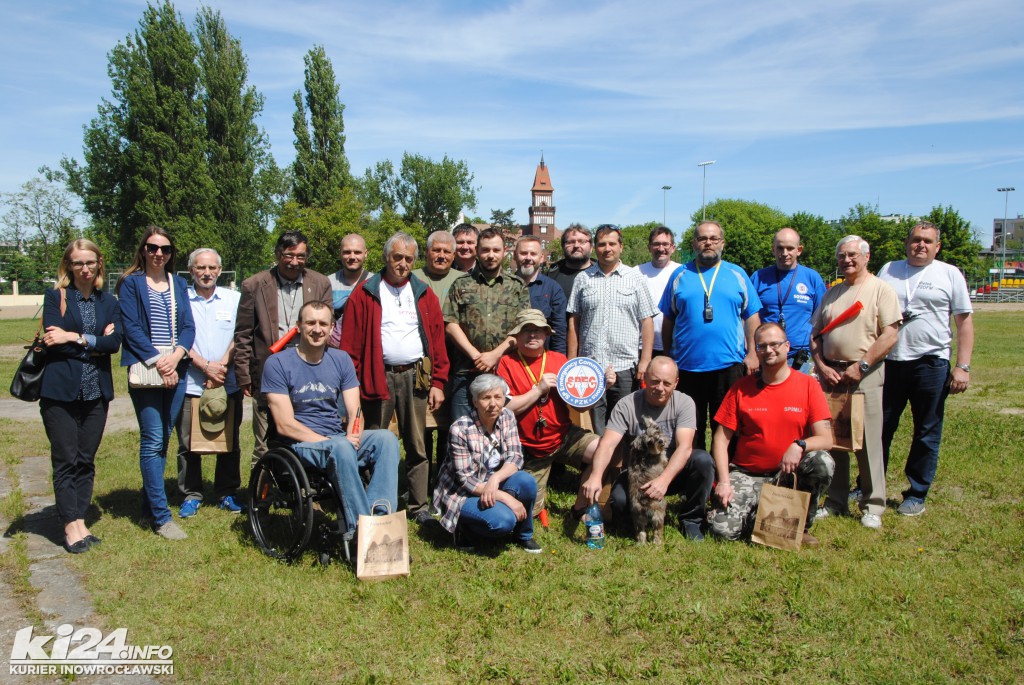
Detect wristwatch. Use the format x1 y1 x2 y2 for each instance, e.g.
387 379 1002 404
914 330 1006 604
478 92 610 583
956 363 971 372
76 335 86 347
858 359 870 374
793 439 807 450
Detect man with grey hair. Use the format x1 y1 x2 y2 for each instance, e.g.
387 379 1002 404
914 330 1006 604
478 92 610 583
877 221 974 517
176 248 244 518
810 235 901 529
341 232 449 523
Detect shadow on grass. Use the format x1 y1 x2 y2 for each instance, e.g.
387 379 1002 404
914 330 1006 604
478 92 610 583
3 504 64 548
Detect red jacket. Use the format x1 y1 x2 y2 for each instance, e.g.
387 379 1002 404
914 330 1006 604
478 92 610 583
339 271 450 401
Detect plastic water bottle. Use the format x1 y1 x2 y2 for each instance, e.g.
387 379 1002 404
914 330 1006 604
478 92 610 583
585 503 605 550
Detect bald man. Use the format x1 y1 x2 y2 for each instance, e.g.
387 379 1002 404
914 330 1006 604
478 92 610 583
751 228 826 372
578 356 714 540
328 233 371 347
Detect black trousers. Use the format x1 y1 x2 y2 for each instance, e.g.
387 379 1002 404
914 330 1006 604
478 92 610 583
610 449 715 526
676 363 745 450
40 397 108 525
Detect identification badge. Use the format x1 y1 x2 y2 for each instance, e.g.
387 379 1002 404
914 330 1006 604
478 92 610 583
778 314 786 331
216 309 233 321
704 304 714 322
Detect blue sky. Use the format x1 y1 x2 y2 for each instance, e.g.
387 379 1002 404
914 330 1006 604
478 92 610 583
2 0 1022 247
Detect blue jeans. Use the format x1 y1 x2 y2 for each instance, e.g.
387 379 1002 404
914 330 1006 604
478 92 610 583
130 382 187 526
292 429 399 532
449 373 476 425
457 471 537 542
882 357 950 501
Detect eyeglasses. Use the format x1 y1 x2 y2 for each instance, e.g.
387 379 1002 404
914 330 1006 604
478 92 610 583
695 236 723 245
279 252 308 263
145 243 174 255
755 340 789 352
70 260 99 270
837 252 863 261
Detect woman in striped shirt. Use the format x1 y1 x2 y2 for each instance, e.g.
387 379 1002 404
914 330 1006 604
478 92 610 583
117 226 195 540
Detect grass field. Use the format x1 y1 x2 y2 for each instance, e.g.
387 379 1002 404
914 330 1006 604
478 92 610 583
1 312 1023 683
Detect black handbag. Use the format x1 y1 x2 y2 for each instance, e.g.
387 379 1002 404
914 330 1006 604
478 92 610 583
10 289 65 402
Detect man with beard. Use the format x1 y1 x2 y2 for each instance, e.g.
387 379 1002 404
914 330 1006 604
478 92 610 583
327 234 370 348
660 221 761 450
452 223 479 273
546 224 593 302
637 226 681 354
514 235 566 353
444 228 530 422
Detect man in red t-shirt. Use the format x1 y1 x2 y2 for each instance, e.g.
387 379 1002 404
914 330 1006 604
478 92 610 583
707 322 835 545
497 309 599 517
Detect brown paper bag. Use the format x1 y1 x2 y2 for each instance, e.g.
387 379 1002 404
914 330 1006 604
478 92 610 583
189 396 233 454
751 479 810 551
826 389 865 451
356 508 410 581
568 407 593 431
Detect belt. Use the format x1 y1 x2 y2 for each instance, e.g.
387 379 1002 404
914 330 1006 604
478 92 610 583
384 362 417 373
824 359 854 370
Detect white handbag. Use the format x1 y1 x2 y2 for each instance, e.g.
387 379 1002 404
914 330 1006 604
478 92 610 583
128 282 178 389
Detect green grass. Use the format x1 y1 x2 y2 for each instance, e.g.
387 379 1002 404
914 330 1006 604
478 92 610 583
1 312 1023 683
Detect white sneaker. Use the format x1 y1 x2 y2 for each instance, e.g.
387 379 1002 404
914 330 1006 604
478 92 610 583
155 521 188 540
860 513 882 530
815 505 842 521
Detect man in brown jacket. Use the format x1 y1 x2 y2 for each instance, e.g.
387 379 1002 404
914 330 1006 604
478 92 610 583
234 230 332 464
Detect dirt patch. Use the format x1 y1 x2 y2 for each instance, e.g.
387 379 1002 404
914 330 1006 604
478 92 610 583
998 407 1024 415
971 302 1024 312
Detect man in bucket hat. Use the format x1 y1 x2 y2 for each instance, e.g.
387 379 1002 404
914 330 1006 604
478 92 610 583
496 309 600 520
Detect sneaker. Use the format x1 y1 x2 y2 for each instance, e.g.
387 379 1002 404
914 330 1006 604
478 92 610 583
682 520 705 541
897 498 926 517
801 532 820 548
860 513 882 530
815 505 844 521
518 538 543 554
154 521 188 540
849 488 863 504
179 499 201 518
218 496 245 513
412 510 433 525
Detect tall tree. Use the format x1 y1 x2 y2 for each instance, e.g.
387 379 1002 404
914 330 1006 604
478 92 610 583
686 199 789 274
195 6 281 275
920 205 984 280
0 169 80 282
63 1 216 263
359 153 478 234
836 204 904 272
787 211 841 280
489 208 517 249
291 46 349 207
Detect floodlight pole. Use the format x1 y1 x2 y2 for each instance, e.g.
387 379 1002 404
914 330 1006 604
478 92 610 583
661 185 671 225
998 187 1015 281
698 161 716 221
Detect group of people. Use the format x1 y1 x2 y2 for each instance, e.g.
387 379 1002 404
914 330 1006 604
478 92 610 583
36 215 972 556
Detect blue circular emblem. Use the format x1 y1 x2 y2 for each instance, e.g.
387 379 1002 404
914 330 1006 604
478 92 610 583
556 357 606 409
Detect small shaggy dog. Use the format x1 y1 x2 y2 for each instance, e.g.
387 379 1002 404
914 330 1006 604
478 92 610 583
628 416 670 544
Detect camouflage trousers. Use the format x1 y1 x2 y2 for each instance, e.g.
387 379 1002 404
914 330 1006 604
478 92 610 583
707 450 835 541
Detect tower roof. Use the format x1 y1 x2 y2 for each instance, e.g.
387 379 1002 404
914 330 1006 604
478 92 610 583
531 155 553 192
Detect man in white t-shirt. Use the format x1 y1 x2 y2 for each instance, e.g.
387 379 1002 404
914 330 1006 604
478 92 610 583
340 233 449 524
877 221 973 517
636 225 681 354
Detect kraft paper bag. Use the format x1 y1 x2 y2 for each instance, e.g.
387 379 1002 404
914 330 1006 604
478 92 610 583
827 389 865 452
189 396 233 454
356 508 410 581
752 478 810 552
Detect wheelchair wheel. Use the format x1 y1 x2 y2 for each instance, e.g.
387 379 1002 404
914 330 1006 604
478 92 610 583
248 448 314 562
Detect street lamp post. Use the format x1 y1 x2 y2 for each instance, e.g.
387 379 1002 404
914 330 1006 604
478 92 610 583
698 160 716 221
998 187 1015 284
661 185 671 225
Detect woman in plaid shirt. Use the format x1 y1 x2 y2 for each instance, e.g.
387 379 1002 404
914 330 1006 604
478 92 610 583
432 374 542 553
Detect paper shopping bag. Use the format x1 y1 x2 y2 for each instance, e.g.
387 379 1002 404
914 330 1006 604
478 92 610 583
189 396 233 453
826 389 865 452
356 509 410 581
752 479 810 551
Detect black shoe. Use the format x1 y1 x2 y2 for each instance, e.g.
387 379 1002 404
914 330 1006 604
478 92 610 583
682 521 705 541
453 527 476 552
412 510 433 525
84 535 102 546
64 539 90 554
517 538 543 554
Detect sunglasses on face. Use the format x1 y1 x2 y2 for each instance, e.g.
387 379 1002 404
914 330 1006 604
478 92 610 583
145 243 174 255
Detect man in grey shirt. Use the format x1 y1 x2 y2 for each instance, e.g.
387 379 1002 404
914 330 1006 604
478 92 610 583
578 357 715 540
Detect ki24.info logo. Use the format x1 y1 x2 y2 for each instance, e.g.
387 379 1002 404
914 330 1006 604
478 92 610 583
8 624 174 677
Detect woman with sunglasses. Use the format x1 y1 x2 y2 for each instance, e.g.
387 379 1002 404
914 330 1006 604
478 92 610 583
40 239 122 554
116 226 195 540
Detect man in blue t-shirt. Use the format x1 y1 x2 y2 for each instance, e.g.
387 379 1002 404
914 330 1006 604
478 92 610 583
660 221 761 450
750 228 826 373
261 301 399 532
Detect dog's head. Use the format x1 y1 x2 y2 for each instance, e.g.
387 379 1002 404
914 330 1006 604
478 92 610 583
631 415 669 459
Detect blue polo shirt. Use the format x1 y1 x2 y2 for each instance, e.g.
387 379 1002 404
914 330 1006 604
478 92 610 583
750 264 826 356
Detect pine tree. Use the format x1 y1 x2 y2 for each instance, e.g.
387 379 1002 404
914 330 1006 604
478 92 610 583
291 46 350 208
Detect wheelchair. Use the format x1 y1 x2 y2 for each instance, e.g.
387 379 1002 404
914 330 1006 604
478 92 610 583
247 444 354 566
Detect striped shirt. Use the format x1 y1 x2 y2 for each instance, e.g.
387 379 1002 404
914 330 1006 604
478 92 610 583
148 287 174 346
431 408 524 533
567 262 658 372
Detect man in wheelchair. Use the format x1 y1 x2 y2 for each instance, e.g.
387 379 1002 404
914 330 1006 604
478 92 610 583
261 301 399 532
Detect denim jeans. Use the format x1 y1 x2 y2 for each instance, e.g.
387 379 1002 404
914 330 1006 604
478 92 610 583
449 373 476 425
882 357 951 501
292 429 400 532
457 471 537 542
130 382 188 526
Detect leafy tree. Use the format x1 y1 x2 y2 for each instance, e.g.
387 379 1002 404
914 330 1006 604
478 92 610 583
63 1 216 263
291 46 349 208
684 199 789 274
489 208 517 249
619 221 661 267
360 153 478 234
835 204 905 272
1 169 80 268
195 6 281 274
920 205 985 280
787 211 842 281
